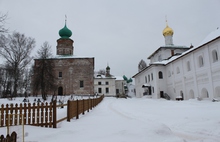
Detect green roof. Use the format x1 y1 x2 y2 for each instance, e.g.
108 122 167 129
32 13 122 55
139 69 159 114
59 24 72 39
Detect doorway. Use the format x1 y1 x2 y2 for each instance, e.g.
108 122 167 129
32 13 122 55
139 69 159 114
58 87 63 96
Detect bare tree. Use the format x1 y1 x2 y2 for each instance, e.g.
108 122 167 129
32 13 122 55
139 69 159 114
32 42 56 100
0 63 13 98
18 68 32 97
0 32 35 97
0 13 8 33
98 69 106 75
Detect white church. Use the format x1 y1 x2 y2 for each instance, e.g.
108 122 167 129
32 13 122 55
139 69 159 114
133 23 220 100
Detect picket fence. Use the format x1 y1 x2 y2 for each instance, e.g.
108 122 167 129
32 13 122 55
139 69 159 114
0 95 104 128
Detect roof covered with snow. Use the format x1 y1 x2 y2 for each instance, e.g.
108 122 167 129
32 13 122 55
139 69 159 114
147 45 189 59
133 28 220 77
51 55 94 59
94 74 116 79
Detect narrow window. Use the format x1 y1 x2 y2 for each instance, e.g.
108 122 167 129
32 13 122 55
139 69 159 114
145 76 147 83
116 89 119 94
151 73 153 80
199 56 204 67
148 75 150 82
98 88 102 93
106 88 109 93
187 61 191 71
59 72 62 78
80 80 84 88
158 71 163 79
212 50 218 62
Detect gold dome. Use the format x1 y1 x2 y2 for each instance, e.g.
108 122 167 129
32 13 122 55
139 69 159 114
163 24 174 36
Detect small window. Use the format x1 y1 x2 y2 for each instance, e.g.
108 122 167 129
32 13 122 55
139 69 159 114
148 75 150 82
80 80 84 88
59 72 62 78
98 88 102 93
187 61 191 71
198 55 204 67
145 76 147 83
158 71 163 79
116 89 119 94
98 82 101 85
212 50 218 62
176 67 180 74
105 81 109 85
151 73 153 80
106 88 109 93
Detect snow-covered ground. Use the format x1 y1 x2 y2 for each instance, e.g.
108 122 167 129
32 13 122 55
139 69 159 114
0 97 220 142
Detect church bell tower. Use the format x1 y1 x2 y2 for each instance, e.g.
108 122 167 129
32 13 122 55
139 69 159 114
56 20 74 55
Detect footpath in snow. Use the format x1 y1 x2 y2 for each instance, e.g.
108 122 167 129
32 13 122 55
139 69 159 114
1 97 220 142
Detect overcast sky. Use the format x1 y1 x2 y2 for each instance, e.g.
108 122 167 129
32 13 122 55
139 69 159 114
0 0 220 78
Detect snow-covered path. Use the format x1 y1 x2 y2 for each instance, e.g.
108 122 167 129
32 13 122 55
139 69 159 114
1 97 220 142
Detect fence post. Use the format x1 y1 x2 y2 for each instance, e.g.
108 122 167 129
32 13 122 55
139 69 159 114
52 101 57 128
76 100 79 119
67 100 70 122
82 99 85 115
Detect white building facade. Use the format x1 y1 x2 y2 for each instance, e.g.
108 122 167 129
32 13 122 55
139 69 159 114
94 66 126 97
133 24 220 100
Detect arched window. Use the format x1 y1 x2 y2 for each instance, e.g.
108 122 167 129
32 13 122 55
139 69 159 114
158 71 163 79
198 55 204 67
212 50 218 62
187 61 191 71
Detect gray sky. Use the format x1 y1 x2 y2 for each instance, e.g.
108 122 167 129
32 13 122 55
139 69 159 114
0 0 220 78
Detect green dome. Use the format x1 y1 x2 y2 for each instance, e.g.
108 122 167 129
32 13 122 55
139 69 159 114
106 66 110 70
59 24 72 39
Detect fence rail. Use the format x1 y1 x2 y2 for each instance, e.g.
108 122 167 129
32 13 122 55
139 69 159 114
0 95 104 128
67 95 104 121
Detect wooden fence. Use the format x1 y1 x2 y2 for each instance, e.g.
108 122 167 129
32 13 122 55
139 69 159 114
0 95 104 129
67 95 104 121
0 131 17 142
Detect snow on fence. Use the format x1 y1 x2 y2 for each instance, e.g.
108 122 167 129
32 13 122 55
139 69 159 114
0 95 104 128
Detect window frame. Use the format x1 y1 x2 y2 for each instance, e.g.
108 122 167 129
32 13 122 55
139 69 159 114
158 71 163 79
59 72 62 78
80 80 84 88
212 50 218 62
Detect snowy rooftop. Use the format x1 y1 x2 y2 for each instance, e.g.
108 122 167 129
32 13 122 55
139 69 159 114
51 55 94 59
153 28 220 65
147 45 189 59
94 74 116 79
115 76 124 80
133 28 220 77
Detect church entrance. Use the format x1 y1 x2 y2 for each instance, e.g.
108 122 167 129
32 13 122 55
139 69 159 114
58 87 63 96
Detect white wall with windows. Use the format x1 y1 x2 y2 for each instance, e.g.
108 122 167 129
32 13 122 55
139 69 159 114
94 75 116 97
133 28 220 100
